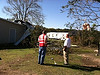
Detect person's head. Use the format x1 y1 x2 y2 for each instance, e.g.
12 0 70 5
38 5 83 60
42 30 46 34
66 33 69 38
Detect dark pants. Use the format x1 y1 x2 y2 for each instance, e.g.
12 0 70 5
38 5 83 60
38 46 46 65
97 48 100 56
97 42 100 56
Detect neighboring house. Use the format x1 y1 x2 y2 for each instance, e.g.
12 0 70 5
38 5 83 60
47 32 68 40
83 23 91 31
0 18 34 45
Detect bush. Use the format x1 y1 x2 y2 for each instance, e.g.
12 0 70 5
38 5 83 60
47 39 64 55
71 30 100 47
20 25 46 48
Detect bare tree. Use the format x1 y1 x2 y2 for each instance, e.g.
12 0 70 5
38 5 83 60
3 0 44 25
61 0 100 30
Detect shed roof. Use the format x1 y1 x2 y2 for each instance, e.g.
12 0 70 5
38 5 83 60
0 18 25 27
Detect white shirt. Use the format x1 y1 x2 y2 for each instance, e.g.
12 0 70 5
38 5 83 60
64 38 71 48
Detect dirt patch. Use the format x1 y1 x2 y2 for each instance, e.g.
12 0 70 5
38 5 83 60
0 54 37 75
78 54 100 67
0 70 36 75
0 70 37 75
0 71 7 75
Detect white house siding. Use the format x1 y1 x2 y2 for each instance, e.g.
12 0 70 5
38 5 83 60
47 32 68 40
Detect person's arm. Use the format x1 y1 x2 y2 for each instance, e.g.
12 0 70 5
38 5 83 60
44 35 47 46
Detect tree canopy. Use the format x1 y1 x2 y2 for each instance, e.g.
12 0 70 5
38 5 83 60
61 0 100 30
3 0 44 25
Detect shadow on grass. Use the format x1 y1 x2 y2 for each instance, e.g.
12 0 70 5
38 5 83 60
0 43 33 50
44 63 100 72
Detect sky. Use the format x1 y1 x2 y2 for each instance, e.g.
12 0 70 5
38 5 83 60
0 0 69 29
40 0 68 29
0 0 100 30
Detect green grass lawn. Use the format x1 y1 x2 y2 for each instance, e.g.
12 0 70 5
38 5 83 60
0 47 100 75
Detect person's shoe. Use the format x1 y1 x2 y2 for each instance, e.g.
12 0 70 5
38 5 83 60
40 63 44 65
64 63 69 65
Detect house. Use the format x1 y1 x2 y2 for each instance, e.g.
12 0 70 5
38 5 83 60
47 32 68 40
83 23 91 31
0 18 34 45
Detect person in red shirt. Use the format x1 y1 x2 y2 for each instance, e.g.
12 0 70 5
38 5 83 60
38 30 47 65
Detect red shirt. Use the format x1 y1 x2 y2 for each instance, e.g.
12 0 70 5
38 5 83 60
38 34 47 47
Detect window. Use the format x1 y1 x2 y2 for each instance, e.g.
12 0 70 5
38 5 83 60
9 28 16 43
56 34 58 36
52 34 54 37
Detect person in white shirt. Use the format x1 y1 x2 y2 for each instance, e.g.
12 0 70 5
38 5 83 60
63 33 71 65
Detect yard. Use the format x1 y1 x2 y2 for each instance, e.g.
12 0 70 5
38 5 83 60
0 46 100 75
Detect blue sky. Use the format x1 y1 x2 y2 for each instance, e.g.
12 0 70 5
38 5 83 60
0 0 8 18
40 0 69 29
0 0 100 30
0 0 69 29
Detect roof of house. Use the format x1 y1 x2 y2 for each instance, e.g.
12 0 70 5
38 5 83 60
47 32 68 34
0 18 26 27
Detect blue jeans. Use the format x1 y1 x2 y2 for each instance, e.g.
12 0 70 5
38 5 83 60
38 46 46 64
